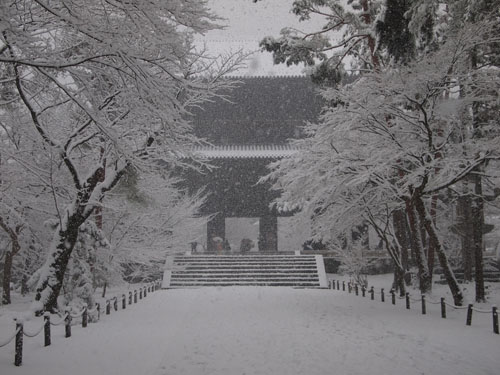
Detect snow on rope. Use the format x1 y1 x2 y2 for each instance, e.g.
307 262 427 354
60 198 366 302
443 301 469 310
0 326 21 348
330 278 499 335
22 321 45 338
70 306 87 318
0 280 162 367
49 312 69 326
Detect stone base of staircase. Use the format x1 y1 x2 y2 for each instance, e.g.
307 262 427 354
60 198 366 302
162 254 328 289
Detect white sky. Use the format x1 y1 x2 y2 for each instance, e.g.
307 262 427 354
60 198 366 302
198 0 325 76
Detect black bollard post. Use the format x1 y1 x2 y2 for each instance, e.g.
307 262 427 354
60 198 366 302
406 293 410 309
348 282 352 293
421 295 426 315
330 280 334 290
65 311 72 338
381 288 385 302
466 304 473 326
97 303 101 321
362 286 366 297
122 294 126 310
355 284 359 296
129 291 133 305
441 298 446 319
336 280 340 290
342 281 346 291
370 287 374 300
144 286 147 298
113 297 118 311
44 313 51 347
493 306 499 334
106 300 111 315
134 290 138 303
82 306 88 328
391 289 395 305
14 320 23 366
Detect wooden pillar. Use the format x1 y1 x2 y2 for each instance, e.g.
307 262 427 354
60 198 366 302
207 213 225 252
259 216 277 252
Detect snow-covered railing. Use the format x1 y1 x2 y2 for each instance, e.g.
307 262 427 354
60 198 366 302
330 279 499 335
0 280 162 366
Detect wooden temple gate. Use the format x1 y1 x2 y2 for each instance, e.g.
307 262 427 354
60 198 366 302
182 76 322 253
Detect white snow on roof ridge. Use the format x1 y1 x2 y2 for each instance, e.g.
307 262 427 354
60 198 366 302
192 144 300 159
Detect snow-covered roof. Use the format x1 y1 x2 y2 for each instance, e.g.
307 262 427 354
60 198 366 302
192 144 299 159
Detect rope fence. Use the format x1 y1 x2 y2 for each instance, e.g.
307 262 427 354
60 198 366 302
0 280 162 366
329 279 499 335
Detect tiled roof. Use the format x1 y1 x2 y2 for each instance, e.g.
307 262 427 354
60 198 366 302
192 145 299 159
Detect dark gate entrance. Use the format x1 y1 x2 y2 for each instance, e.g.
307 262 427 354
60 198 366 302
185 151 287 252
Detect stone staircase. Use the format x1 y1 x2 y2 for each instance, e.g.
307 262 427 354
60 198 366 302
162 254 328 288
436 270 500 284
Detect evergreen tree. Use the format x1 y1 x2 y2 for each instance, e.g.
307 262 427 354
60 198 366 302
376 0 415 63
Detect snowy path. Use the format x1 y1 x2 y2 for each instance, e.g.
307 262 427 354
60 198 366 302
1 287 499 375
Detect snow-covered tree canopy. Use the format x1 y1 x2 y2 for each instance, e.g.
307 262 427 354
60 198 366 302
0 0 242 313
259 0 385 82
1 0 239 172
263 2 500 304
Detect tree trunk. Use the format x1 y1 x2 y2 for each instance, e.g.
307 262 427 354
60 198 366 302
427 194 438 277
360 0 381 69
392 266 406 297
2 249 14 305
393 209 410 286
457 193 474 281
414 195 464 306
472 171 486 302
1 231 20 305
21 255 30 296
405 199 432 293
33 211 83 313
468 18 486 303
32 164 125 314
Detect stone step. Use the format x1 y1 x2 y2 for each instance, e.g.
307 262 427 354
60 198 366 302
168 282 321 287
174 255 317 259
172 264 316 271
173 265 318 269
171 280 320 285
163 254 328 288
435 277 500 284
172 270 319 275
440 272 500 280
173 259 318 264
175 258 315 263
171 275 320 280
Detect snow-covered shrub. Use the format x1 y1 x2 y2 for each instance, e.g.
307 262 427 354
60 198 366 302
335 242 369 288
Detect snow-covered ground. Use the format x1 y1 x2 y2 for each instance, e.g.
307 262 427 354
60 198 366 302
1 283 499 375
